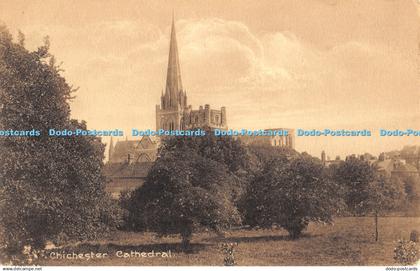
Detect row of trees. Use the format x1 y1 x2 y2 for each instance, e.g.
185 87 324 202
0 26 415 260
121 134 407 247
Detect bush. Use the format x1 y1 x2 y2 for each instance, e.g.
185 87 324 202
220 242 238 266
410 230 418 243
118 189 141 231
393 239 419 265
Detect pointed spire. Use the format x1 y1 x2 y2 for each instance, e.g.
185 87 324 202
164 13 183 108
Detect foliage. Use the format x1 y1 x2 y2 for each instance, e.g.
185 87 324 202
410 230 418 243
118 189 135 230
399 175 420 215
246 144 299 171
128 140 242 248
332 156 376 214
332 157 405 241
0 27 118 261
160 131 251 173
160 133 252 203
242 152 341 238
366 173 405 216
393 240 419 266
332 157 405 216
220 242 238 266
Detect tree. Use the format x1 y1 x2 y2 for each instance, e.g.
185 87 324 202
0 27 119 260
332 156 375 214
399 175 420 215
367 173 405 241
333 157 404 241
159 133 252 202
127 139 242 249
246 144 299 170
161 131 251 173
243 152 341 239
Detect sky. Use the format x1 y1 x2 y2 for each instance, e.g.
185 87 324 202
0 0 419 158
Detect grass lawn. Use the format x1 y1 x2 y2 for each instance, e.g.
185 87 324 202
37 216 420 266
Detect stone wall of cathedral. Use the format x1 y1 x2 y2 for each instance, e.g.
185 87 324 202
182 104 227 130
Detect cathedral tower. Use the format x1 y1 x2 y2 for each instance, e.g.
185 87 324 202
156 16 228 132
156 16 187 131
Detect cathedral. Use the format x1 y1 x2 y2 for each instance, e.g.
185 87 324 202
108 17 227 165
105 17 295 197
155 18 227 131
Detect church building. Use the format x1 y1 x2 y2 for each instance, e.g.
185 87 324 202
108 17 227 166
105 17 294 197
156 17 227 131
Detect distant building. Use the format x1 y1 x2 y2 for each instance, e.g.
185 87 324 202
375 158 419 179
239 128 295 149
321 150 342 167
374 146 420 179
108 136 159 164
399 145 420 170
104 161 154 199
106 136 159 198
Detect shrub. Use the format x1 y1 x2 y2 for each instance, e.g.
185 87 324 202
393 239 419 265
410 230 418 243
220 242 238 266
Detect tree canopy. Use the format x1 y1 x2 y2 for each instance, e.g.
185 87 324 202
127 139 243 247
243 152 341 238
0 27 119 260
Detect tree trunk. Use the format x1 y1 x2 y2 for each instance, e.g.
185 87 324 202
374 211 378 242
181 227 192 251
181 236 191 250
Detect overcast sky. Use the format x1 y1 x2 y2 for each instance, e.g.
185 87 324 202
1 0 419 158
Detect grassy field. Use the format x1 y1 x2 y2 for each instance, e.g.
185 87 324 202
37 217 420 266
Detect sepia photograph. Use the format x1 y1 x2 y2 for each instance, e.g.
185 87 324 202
0 0 419 269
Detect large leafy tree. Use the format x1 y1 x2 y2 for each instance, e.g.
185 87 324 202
333 157 404 241
397 175 420 215
332 156 375 214
127 136 243 248
160 131 251 173
367 173 405 241
246 144 299 170
243 152 341 239
159 133 252 202
0 27 119 260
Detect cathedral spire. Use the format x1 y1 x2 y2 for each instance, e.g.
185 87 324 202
164 14 183 108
